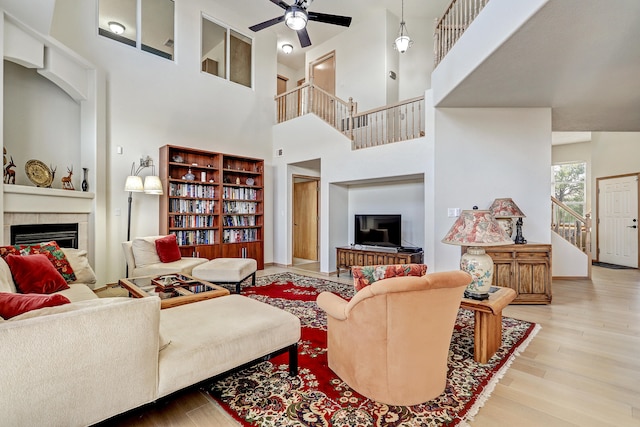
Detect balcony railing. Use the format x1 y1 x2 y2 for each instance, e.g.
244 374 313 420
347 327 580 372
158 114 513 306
275 82 425 150
434 0 490 66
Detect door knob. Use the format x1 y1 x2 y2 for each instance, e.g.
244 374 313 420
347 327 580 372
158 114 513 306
628 225 637 229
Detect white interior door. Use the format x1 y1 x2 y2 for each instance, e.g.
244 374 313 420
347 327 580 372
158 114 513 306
598 175 639 267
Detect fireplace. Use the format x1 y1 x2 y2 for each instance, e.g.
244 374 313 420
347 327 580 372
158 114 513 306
11 223 79 249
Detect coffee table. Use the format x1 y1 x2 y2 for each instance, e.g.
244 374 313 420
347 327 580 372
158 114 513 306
460 286 517 363
118 273 230 309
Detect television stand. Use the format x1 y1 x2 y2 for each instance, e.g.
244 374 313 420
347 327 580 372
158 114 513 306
336 246 424 277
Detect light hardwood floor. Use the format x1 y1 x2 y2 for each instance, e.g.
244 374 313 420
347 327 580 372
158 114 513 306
100 265 640 427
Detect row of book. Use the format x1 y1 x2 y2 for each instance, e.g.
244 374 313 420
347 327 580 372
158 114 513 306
222 186 259 200
169 199 215 214
169 183 215 198
222 229 259 243
222 215 257 227
223 201 257 214
169 215 215 228
171 230 216 245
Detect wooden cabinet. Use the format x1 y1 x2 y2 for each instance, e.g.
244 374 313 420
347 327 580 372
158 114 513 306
159 145 264 269
336 246 424 276
469 243 552 304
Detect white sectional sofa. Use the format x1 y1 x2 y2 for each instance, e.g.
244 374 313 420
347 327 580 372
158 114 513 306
0 249 301 426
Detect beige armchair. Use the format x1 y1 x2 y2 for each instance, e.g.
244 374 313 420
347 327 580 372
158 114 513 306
122 236 208 277
317 270 471 406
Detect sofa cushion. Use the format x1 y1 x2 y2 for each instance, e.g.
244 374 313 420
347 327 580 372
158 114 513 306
55 283 100 302
61 248 97 285
0 257 16 293
0 241 77 283
5 254 70 294
155 235 182 263
0 292 70 319
352 264 428 292
132 236 162 267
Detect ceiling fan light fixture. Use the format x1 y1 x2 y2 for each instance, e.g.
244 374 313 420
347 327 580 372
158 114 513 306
285 7 308 31
281 43 294 54
108 21 126 35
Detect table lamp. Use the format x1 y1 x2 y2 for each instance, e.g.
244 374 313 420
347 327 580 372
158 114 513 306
442 208 513 300
488 198 526 241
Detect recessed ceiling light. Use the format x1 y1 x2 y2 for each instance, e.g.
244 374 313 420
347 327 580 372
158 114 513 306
108 21 126 35
281 44 293 54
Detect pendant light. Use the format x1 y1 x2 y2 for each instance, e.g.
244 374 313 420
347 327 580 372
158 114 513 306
394 0 413 53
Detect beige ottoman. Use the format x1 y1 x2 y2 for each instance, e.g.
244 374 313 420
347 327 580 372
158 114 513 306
192 258 257 294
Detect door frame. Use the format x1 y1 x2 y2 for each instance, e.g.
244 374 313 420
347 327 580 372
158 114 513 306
292 174 320 264
595 172 640 266
309 50 335 93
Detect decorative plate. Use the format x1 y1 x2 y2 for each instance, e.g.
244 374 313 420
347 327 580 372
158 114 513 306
25 159 53 187
246 177 255 186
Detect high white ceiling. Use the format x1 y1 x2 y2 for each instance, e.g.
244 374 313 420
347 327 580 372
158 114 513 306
243 0 451 69
434 0 640 131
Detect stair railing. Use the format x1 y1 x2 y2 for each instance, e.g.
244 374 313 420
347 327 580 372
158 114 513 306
275 83 424 150
434 0 491 66
551 196 592 272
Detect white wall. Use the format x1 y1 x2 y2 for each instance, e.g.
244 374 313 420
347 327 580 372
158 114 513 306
348 180 424 248
3 61 81 189
305 9 389 111
272 113 429 272
432 107 552 272
276 63 304 91
48 0 277 282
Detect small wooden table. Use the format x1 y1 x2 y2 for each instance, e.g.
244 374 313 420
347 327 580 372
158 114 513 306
119 274 230 309
460 286 517 363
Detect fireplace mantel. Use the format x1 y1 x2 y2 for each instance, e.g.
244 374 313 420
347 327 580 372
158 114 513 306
3 184 94 213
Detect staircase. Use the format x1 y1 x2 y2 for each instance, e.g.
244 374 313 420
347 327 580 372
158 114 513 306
275 82 425 150
551 196 592 277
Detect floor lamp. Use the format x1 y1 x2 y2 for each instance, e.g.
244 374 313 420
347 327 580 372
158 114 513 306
124 156 163 276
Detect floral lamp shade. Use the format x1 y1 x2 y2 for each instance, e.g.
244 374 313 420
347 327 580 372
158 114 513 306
489 198 526 238
442 209 512 299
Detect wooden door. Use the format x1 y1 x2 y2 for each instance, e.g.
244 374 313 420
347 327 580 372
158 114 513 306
293 178 318 261
597 174 639 267
309 51 336 124
277 75 288 122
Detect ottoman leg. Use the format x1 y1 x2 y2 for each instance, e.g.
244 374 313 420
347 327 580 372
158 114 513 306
235 281 241 294
289 343 298 376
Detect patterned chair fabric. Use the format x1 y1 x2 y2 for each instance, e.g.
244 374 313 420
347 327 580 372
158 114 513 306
352 263 427 292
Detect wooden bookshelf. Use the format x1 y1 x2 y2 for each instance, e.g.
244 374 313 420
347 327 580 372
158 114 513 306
159 145 264 269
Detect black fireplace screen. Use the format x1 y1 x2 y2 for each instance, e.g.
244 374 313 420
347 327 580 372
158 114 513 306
11 223 79 248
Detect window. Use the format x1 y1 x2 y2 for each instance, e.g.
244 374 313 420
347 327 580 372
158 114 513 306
552 162 586 216
98 0 175 61
201 15 253 88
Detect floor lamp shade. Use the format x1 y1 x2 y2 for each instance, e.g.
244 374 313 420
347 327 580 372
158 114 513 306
124 175 144 192
442 209 513 299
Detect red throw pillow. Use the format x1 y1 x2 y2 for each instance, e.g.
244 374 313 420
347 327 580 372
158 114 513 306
5 254 70 294
0 241 76 283
0 292 70 319
155 235 182 263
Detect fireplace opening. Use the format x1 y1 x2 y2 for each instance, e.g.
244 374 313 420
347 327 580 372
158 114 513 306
11 223 79 248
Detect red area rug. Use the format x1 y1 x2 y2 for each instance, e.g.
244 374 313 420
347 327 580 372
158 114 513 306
205 272 539 426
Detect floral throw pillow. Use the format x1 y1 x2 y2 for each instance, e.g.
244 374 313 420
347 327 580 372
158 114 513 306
0 241 76 283
352 264 428 292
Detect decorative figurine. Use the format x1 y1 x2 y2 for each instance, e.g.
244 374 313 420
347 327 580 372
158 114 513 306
48 165 56 188
61 166 74 190
4 156 16 184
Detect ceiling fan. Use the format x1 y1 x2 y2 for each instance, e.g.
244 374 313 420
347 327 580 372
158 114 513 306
249 0 352 48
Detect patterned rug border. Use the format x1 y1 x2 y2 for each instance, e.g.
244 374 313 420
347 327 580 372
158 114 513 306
214 272 540 426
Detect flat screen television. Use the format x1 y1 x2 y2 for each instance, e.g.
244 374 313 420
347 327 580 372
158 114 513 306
354 214 401 247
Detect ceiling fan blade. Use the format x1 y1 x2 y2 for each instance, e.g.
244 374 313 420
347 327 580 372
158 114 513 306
249 15 285 32
308 12 352 27
269 0 290 10
297 27 312 48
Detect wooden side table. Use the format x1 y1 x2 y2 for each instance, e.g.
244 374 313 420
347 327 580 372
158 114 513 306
460 286 517 363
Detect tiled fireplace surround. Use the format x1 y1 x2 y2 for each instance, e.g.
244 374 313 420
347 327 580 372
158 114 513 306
2 186 93 252
3 213 89 250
